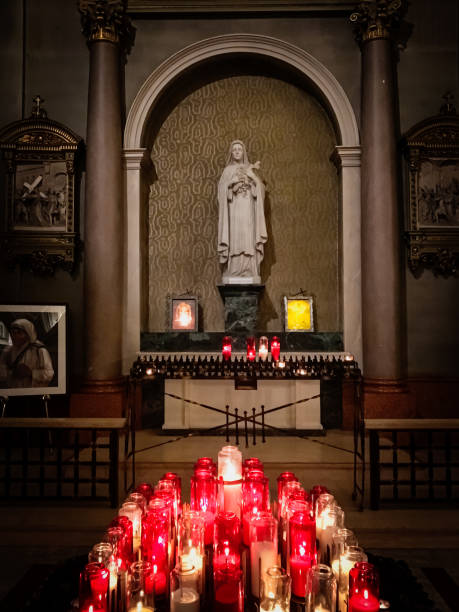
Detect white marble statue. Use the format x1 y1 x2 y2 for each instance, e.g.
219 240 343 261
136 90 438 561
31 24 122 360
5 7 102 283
217 140 267 284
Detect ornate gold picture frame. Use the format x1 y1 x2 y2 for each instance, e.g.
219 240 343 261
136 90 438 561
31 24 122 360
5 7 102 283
403 99 459 277
0 97 83 275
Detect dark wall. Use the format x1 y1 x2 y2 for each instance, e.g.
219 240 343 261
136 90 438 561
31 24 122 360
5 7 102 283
0 0 457 385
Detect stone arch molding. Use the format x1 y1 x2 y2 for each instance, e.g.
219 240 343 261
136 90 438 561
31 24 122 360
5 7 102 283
122 34 362 372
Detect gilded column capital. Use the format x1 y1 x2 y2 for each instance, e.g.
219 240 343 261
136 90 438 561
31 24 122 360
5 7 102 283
350 0 408 44
79 0 135 52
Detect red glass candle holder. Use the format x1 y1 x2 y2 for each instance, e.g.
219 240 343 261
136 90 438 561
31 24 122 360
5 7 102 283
277 471 297 505
194 457 217 475
79 562 109 612
270 336 280 361
243 457 264 475
190 468 218 546
222 336 232 361
242 472 270 546
214 566 244 612
135 482 155 504
246 336 256 361
214 511 241 570
289 508 316 599
141 503 169 597
348 562 380 612
310 485 330 514
161 472 182 517
107 523 131 571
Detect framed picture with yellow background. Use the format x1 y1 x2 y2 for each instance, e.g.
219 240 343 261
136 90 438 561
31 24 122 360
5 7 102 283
283 296 314 332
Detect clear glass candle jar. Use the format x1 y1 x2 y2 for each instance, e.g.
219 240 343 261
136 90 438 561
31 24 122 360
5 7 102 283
190 468 217 546
338 546 368 612
170 563 200 612
214 566 244 612
177 510 205 594
162 472 182 509
315 493 335 520
213 511 241 570
316 507 342 566
305 564 337 612
348 562 380 612
79 561 109 612
89 542 113 565
259 336 269 361
126 561 155 612
107 524 130 571
260 566 291 612
249 512 278 598
119 501 142 556
331 528 357 582
127 491 147 515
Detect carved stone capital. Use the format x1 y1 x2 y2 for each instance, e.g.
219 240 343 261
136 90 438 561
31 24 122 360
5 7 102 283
350 0 408 44
79 0 135 53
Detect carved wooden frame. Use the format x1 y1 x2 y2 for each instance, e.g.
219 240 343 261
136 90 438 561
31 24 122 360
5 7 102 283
403 108 459 277
0 102 83 275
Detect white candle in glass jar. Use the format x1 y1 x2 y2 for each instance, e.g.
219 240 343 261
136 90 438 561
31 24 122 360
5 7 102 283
170 587 200 612
250 540 278 598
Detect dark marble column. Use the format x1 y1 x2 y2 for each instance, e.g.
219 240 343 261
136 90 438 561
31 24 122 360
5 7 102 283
71 1 134 417
351 1 413 417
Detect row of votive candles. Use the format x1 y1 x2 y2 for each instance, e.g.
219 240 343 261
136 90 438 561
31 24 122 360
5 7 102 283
79 445 380 612
222 336 281 361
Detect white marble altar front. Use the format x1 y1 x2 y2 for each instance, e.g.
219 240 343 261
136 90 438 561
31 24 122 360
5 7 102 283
163 378 322 432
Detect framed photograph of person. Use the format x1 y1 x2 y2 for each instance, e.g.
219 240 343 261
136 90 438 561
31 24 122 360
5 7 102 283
0 96 83 276
0 304 67 396
284 295 314 332
169 296 198 332
403 95 459 277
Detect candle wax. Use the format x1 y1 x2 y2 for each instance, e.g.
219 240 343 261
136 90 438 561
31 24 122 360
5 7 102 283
250 541 278 598
290 555 312 598
215 583 240 612
348 592 380 612
171 587 200 612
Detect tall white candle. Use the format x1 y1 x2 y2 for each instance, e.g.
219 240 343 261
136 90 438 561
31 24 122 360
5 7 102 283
250 540 278 598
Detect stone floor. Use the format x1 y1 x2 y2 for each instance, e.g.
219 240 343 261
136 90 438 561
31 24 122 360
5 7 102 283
0 429 458 610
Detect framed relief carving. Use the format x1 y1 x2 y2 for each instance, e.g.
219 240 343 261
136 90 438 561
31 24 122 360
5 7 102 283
402 96 459 277
0 96 83 275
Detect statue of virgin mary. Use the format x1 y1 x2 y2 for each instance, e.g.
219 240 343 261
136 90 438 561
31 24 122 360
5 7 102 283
217 140 267 284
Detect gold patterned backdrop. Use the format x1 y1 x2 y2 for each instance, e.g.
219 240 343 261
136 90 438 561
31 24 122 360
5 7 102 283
147 75 339 332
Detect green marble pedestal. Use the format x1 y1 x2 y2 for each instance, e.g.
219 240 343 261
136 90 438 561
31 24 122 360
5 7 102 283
217 284 265 334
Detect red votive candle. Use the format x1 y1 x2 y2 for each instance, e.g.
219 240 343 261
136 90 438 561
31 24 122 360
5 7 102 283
348 562 380 612
161 472 182 516
270 336 280 361
135 482 155 504
277 471 297 505
222 336 232 361
214 511 241 570
194 457 217 475
190 468 217 546
107 523 130 570
289 507 316 598
242 471 270 546
214 566 244 612
243 457 264 475
142 501 169 596
79 562 109 612
246 336 256 361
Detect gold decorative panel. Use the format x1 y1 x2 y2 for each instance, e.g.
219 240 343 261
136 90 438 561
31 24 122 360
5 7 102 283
147 75 339 332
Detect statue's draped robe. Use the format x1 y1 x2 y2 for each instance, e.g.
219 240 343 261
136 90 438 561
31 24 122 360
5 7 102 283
217 163 267 280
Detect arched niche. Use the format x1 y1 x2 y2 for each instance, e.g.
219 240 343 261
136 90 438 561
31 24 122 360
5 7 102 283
123 34 361 372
